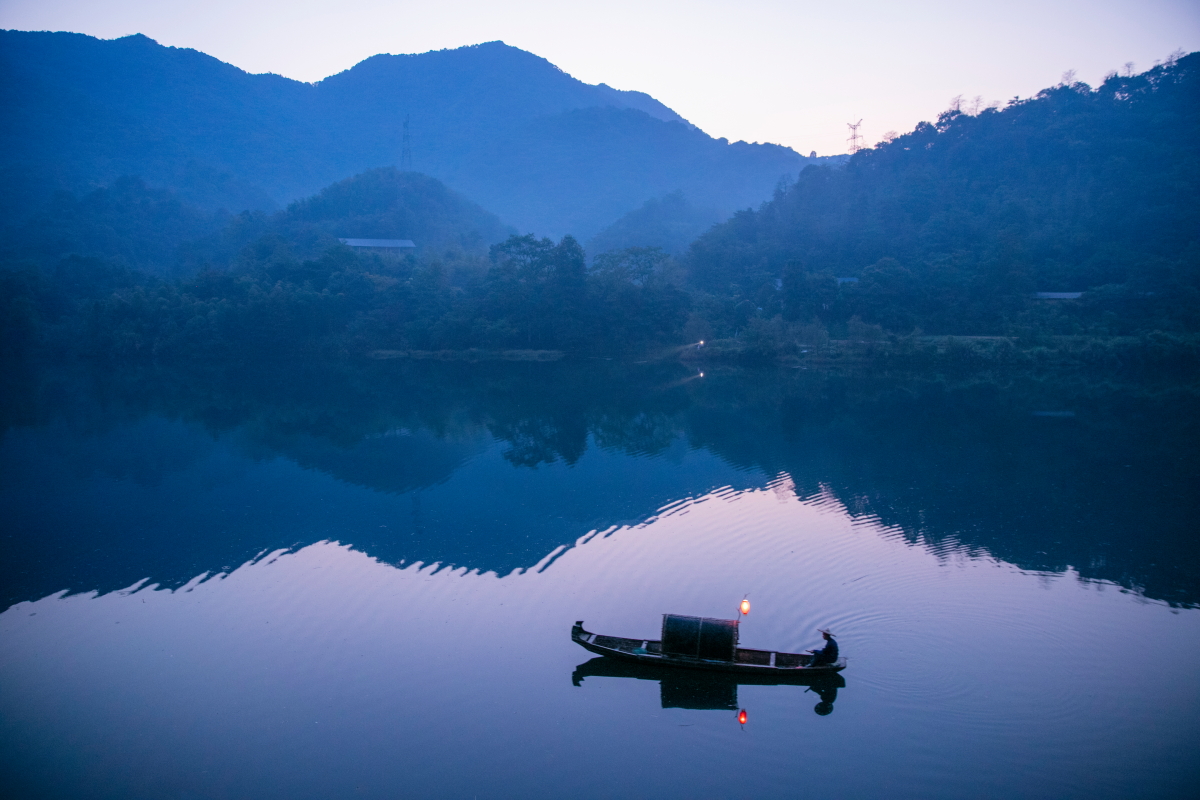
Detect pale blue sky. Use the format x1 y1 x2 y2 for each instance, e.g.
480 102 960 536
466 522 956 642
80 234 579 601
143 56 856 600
2 0 1197 154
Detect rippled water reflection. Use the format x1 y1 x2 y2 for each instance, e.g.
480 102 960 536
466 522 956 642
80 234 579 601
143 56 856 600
1 363 1198 798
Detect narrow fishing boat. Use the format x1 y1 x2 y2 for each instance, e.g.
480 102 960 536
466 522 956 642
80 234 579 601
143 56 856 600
571 614 847 675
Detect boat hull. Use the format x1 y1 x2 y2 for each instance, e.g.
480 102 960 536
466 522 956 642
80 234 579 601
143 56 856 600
572 621 846 675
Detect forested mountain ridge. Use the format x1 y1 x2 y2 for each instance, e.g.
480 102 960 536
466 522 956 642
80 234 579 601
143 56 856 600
687 52 1200 337
4 49 1197 368
0 30 819 239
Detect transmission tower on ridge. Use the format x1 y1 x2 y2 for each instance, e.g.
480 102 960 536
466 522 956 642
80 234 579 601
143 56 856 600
846 119 864 155
400 115 413 172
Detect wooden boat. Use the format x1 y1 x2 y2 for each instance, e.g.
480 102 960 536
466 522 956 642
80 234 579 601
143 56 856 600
572 615 846 675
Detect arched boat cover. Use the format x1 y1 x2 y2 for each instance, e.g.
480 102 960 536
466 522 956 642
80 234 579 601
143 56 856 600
661 614 739 661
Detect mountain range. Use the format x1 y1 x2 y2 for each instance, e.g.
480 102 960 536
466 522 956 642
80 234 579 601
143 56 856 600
0 31 829 239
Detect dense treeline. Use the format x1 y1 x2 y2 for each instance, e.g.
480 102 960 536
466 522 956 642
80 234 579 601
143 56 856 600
686 53 1200 340
1 237 689 361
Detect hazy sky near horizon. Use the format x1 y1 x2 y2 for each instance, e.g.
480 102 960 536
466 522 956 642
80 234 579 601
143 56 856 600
2 0 1197 155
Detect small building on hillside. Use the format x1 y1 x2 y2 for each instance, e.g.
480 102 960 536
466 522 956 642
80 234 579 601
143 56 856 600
338 238 416 255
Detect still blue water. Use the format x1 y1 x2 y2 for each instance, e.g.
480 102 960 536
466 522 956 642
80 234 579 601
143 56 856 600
1 364 1197 798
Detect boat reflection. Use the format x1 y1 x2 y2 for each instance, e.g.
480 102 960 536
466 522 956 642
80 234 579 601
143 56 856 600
572 656 845 715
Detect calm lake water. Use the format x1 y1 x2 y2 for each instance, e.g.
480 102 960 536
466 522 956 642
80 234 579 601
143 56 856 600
1 362 1198 799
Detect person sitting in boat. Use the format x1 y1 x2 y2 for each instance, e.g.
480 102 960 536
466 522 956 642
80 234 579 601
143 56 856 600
807 629 838 666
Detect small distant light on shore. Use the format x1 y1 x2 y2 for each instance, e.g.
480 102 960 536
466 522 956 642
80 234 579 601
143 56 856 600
699 340 705 345
699 371 705 378
740 599 750 615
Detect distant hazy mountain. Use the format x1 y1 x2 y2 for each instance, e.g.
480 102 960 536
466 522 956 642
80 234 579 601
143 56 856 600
587 191 724 257
0 31 823 239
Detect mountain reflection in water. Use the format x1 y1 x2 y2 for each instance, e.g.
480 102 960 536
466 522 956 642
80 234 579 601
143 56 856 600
1 360 1198 609
2 352 1199 800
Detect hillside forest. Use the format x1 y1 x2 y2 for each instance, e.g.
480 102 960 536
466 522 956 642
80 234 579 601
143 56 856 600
2 52 1198 368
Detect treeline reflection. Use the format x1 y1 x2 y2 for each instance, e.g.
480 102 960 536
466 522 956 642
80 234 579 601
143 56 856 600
2 359 1197 608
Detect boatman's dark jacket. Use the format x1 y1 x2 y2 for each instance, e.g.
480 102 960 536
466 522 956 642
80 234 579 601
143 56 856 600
812 638 839 665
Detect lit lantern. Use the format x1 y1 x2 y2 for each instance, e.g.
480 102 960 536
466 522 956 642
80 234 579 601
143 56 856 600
740 598 750 615
738 709 748 725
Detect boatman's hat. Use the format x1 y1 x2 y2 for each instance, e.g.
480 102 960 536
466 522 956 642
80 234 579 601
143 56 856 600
819 628 835 636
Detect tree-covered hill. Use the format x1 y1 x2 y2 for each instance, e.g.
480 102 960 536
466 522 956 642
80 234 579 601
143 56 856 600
0 168 510 277
270 169 512 256
587 191 725 258
687 53 1200 337
0 177 227 278
0 31 820 239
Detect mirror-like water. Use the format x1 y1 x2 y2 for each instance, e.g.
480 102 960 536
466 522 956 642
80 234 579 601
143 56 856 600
1 362 1198 798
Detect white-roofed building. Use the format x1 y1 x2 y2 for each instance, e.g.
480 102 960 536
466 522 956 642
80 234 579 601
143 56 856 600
1033 292 1083 300
338 238 416 250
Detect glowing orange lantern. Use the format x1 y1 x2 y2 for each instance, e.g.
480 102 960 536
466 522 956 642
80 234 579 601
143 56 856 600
738 709 748 725
740 598 750 615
